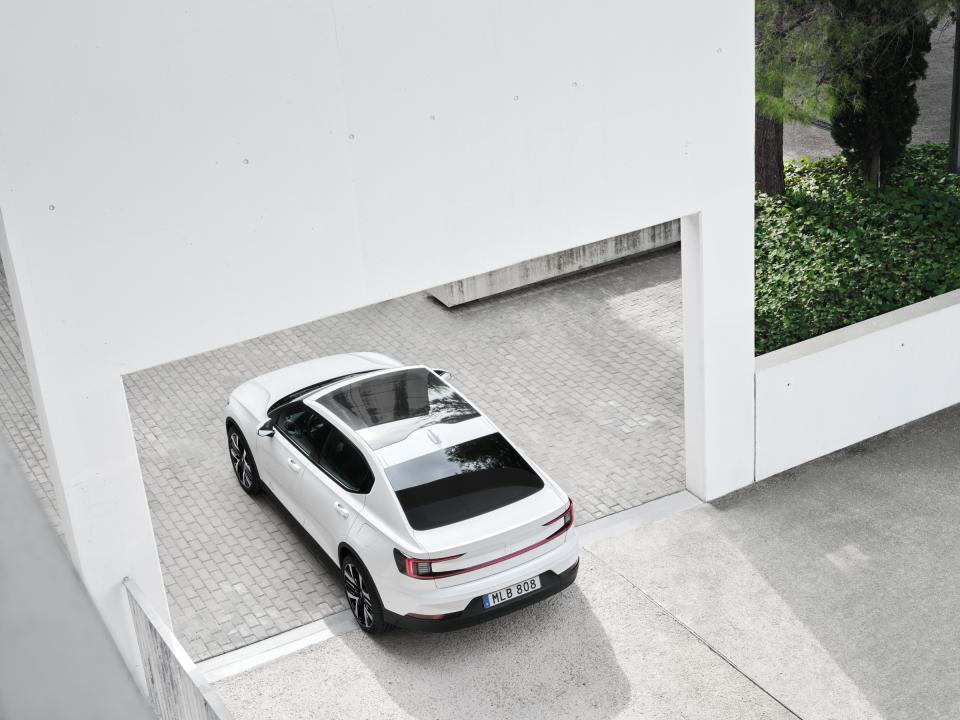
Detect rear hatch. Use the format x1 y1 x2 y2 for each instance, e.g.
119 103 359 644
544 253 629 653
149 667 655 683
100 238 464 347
412 486 569 589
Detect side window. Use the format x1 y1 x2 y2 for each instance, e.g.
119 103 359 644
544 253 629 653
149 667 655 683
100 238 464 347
317 427 374 494
272 402 330 460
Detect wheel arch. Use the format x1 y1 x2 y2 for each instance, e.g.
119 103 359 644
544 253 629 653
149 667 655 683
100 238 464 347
225 416 247 444
337 541 363 569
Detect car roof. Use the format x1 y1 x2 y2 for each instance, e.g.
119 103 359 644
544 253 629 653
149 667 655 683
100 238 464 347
303 366 499 466
250 352 404 414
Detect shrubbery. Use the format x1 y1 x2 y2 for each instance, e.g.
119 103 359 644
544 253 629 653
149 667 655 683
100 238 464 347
755 143 960 355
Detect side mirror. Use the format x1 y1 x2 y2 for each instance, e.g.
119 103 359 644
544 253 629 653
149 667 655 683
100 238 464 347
433 368 452 381
257 420 275 437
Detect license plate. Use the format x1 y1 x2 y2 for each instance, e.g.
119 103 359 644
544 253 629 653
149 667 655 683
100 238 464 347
482 575 541 608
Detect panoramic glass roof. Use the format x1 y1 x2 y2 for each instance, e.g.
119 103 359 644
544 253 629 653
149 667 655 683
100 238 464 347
318 367 479 441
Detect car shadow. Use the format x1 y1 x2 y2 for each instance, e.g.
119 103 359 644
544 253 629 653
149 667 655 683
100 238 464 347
336 584 630 720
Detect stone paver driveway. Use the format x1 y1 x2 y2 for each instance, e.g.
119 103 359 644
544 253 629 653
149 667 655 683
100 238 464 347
127 247 684 659
0 259 58 527
0 247 684 660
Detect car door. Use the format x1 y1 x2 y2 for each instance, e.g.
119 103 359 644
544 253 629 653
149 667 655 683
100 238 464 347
298 422 373 557
258 401 324 523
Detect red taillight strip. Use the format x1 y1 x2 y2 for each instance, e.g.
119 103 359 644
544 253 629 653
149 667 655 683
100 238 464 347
543 500 573 526
403 553 463 579
427 525 567 578
409 500 574 580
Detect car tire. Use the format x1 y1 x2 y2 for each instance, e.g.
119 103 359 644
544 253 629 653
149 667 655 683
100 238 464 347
341 554 389 635
227 424 263 495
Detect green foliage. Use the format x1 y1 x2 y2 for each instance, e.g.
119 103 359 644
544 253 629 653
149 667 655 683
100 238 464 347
755 143 960 355
755 0 954 127
828 0 932 184
755 0 835 124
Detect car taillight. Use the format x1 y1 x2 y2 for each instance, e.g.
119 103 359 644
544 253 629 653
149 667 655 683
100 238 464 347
393 549 464 579
544 499 574 530
393 500 574 581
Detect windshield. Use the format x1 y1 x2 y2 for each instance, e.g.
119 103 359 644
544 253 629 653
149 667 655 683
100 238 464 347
385 433 544 531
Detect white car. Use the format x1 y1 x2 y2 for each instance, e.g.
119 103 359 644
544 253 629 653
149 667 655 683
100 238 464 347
225 352 579 634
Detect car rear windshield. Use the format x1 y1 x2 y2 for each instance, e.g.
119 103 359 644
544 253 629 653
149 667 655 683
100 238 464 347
385 433 544 531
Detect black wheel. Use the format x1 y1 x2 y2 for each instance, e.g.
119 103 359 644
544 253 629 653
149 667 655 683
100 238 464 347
227 425 263 495
341 554 389 635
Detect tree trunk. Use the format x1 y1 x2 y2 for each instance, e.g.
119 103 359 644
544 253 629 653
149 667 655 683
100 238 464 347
950 6 959 173
756 109 785 196
867 150 882 187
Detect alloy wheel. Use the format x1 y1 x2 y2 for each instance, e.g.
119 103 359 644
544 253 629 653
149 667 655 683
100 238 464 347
229 431 253 490
343 562 375 629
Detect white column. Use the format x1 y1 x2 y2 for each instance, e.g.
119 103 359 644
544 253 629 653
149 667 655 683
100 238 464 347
681 204 756 501
0 224 168 689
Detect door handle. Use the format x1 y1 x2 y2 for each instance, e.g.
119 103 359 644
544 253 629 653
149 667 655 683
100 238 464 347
286 458 301 472
334 502 350 518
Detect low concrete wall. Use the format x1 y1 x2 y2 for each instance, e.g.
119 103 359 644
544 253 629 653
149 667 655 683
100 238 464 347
428 220 679 306
755 288 960 479
125 579 233 720
0 438 155 720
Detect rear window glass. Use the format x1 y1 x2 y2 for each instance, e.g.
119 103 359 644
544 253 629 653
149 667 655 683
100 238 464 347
320 368 477 431
385 433 544 531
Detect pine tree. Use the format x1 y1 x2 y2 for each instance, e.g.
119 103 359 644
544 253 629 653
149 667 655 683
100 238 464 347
755 0 833 196
828 0 932 186
755 0 952 193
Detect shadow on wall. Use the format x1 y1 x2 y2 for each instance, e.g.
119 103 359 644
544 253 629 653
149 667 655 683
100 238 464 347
338 586 629 720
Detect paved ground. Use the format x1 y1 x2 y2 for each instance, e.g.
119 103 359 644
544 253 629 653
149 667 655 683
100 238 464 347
598 402 960 720
215 550 792 720
123 247 684 660
0 258 58 527
216 402 960 720
786 20 955 161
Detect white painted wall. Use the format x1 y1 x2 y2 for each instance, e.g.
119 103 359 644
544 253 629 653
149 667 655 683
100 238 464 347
756 289 960 480
0 0 754 671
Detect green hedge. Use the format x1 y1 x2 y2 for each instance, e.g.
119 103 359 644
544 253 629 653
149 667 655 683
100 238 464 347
755 143 960 355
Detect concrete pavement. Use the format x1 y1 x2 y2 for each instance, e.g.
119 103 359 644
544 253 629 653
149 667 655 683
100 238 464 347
214 403 960 719
215 550 792 720
597 402 960 720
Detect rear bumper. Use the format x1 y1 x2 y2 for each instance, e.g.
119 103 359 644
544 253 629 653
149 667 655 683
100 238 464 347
384 558 579 632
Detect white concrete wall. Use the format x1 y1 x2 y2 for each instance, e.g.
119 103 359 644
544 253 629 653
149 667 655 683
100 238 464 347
429 220 679 306
756 289 960 480
125 580 233 720
0 0 755 671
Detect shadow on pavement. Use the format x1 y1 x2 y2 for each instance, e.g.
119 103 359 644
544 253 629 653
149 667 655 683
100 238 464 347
337 585 630 720
596 402 960 719
708 402 960 719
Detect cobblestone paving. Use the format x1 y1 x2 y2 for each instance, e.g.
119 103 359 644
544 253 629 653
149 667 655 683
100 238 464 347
0 257 58 527
124 247 684 659
0 247 684 660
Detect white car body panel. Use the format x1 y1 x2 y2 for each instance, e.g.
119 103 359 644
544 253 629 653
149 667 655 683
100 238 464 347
380 530 579 617
410 485 567 588
368 415 497 467
225 353 578 627
233 352 403 419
